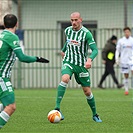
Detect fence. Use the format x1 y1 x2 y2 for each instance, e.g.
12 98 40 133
11 28 131 89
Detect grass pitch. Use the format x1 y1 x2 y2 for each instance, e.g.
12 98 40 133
0 88 132 133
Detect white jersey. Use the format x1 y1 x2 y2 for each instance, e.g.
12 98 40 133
115 36 133 64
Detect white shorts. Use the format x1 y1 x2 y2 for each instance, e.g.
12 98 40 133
120 63 133 73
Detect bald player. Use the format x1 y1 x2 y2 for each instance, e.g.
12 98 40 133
53 12 102 123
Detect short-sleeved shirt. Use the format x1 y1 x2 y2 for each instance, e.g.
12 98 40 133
0 30 21 78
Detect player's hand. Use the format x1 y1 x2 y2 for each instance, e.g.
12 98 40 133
61 51 65 59
85 58 92 69
36 57 49 63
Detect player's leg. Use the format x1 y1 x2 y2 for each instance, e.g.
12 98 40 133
82 86 102 122
130 64 133 89
0 100 16 129
54 63 73 119
74 66 102 122
120 64 130 95
82 86 96 115
0 78 16 129
123 73 129 95
55 74 70 110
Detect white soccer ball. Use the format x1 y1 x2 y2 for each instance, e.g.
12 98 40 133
47 110 61 123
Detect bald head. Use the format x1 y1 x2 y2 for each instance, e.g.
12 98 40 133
70 12 82 31
70 12 81 18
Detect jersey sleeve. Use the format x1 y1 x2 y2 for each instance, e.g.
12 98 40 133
4 33 21 50
14 48 37 63
61 27 69 52
115 39 121 61
4 33 37 63
86 31 98 60
61 42 67 52
89 43 98 60
86 31 96 46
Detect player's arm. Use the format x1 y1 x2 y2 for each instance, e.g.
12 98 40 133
61 42 67 58
62 42 67 52
85 43 98 69
8 35 49 63
89 43 98 60
14 48 49 63
61 28 69 58
87 31 98 60
115 40 120 65
85 32 98 69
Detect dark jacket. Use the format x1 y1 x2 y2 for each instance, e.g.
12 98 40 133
102 39 116 64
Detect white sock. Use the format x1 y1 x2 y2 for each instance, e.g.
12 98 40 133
0 111 10 129
86 93 93 100
0 104 4 112
123 78 129 92
59 81 67 87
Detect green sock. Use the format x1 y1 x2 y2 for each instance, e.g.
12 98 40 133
55 81 67 109
86 93 97 116
0 111 10 128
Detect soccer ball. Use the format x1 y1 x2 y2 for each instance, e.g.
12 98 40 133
47 110 61 123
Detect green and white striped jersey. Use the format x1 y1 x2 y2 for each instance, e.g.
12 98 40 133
62 26 97 66
0 30 20 78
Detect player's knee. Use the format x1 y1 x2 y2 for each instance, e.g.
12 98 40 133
5 103 16 115
84 91 91 96
9 104 16 113
11 104 16 112
62 78 69 83
62 74 70 83
83 87 91 96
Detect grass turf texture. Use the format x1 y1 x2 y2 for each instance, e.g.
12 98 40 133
0 88 132 133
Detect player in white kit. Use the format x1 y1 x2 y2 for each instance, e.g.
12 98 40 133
115 27 133 95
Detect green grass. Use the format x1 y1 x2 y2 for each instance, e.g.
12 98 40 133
0 88 132 133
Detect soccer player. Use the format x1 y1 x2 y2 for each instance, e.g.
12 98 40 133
54 12 102 122
115 27 133 95
0 14 49 129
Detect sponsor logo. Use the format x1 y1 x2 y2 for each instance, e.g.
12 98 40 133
79 72 89 77
122 45 132 49
67 39 81 46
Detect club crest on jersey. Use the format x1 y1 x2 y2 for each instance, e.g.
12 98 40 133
67 39 81 46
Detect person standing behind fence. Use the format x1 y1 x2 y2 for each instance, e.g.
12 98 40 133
0 14 49 129
115 27 133 95
53 12 102 123
98 35 123 89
